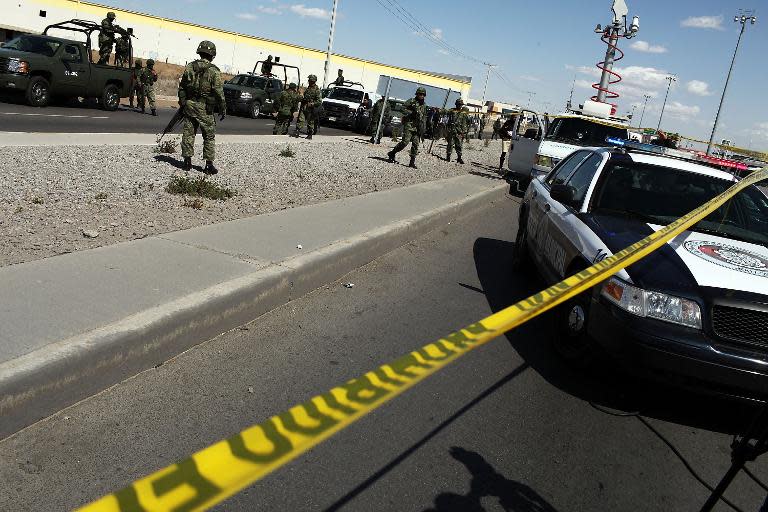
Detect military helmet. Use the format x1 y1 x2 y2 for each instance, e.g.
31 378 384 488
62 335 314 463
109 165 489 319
288 82 297 90
134 60 142 68
308 74 317 82
415 87 427 95
197 40 217 58
455 98 464 106
146 59 155 68
107 11 116 19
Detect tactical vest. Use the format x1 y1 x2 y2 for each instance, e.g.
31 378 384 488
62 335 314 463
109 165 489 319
185 60 217 102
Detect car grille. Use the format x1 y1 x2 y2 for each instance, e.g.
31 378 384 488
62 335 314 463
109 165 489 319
224 88 240 99
0 57 9 73
323 102 348 117
712 305 768 348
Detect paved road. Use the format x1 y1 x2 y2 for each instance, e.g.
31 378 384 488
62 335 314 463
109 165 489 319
0 98 350 136
1 197 766 511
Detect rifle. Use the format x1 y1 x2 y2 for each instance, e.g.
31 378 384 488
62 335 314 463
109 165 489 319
159 107 184 141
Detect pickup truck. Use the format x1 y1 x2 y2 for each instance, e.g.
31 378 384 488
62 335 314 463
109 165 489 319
224 74 284 118
0 24 132 110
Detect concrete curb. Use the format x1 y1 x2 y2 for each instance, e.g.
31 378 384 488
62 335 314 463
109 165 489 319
0 181 507 439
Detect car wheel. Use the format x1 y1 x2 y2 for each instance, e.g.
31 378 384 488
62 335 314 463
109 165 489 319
511 212 530 270
249 101 261 119
552 289 597 364
101 84 120 111
26 76 51 107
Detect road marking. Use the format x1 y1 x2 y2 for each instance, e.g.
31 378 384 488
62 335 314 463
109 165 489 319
0 112 109 119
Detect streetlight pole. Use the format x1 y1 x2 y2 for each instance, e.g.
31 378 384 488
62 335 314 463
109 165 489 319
637 93 650 128
321 0 339 89
706 12 757 156
480 62 496 105
656 75 676 133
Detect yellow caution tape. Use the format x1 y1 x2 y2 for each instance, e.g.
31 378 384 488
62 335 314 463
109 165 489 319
78 169 768 512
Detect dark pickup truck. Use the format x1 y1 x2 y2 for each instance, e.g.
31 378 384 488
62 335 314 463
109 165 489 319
224 74 284 118
0 21 132 110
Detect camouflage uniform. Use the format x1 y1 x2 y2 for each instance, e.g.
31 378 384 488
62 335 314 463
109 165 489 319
492 118 501 140
273 83 299 135
97 12 117 65
301 75 322 140
178 41 225 173
445 99 470 163
387 87 427 168
129 60 142 108
114 33 130 67
334 70 345 86
367 98 390 142
139 59 157 115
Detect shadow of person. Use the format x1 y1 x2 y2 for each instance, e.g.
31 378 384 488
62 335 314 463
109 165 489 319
425 447 558 512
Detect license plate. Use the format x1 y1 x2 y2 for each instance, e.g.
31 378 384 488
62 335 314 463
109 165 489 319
328 117 336 122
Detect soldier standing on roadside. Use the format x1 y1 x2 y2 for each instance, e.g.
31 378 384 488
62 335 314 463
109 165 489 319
97 11 118 65
129 60 142 109
139 59 158 116
387 87 427 169
445 98 470 164
178 40 226 175
301 74 321 140
273 83 299 135
367 97 390 143
492 116 502 140
334 69 345 86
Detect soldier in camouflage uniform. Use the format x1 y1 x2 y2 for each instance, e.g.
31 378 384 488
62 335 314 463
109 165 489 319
178 40 225 175
334 69 345 86
273 83 299 135
139 59 157 116
114 29 131 67
97 12 118 65
301 74 321 140
129 60 142 109
387 87 427 169
367 97 390 143
445 98 470 164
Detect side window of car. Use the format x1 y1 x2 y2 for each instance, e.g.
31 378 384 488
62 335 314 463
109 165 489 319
230 75 244 86
64 44 82 63
545 151 590 188
564 153 603 208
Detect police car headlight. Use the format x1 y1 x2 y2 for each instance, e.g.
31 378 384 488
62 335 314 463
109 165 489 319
240 92 253 99
601 278 702 329
8 58 29 74
535 154 553 169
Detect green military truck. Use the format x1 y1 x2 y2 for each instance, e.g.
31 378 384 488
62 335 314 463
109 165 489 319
0 20 133 110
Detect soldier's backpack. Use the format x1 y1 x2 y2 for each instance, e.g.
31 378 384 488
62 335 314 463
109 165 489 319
187 60 220 113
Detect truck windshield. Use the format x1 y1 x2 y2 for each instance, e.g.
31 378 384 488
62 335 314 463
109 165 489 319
241 76 268 89
546 117 627 146
328 88 364 103
2 36 62 57
592 160 768 246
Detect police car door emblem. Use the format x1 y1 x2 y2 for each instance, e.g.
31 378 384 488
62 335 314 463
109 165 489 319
685 241 768 277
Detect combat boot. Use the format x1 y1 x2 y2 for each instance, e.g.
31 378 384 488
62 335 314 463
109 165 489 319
204 161 218 175
446 152 452 162
183 156 192 171
307 132 313 140
408 156 418 169
457 155 465 165
151 108 157 117
387 150 396 163
499 153 506 170
141 107 145 114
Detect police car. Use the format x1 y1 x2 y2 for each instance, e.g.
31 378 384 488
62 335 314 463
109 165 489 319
513 138 768 398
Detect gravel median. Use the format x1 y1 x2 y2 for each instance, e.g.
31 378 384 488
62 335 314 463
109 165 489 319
1 137 503 267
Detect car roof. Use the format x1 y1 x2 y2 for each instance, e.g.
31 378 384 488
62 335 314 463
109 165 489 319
591 147 739 182
18 33 78 45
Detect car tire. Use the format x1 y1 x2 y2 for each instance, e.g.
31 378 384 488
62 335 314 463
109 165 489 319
552 288 597 365
26 76 51 107
511 212 530 270
249 101 261 119
101 84 120 111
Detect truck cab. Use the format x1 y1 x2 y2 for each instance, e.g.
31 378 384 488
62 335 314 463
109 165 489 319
223 74 284 118
320 82 374 129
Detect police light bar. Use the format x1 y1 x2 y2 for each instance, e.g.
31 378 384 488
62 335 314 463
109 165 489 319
605 136 751 172
605 136 665 154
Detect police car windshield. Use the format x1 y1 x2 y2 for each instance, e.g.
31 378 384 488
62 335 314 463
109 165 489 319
2 36 62 57
592 161 768 246
328 88 364 103
547 117 627 146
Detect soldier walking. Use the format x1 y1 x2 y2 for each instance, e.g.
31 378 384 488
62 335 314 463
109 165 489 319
273 83 299 135
97 11 118 65
301 74 321 140
367 97 390 143
178 40 225 175
139 59 158 116
114 29 131 67
387 87 427 169
445 98 470 164
129 60 142 109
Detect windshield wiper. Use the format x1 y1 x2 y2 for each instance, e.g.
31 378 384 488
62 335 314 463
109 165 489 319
689 226 767 247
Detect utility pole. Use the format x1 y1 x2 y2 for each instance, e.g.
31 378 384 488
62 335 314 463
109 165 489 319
656 75 676 133
321 0 340 89
566 74 575 110
480 62 496 105
593 0 639 103
637 93 650 128
526 91 536 109
706 11 756 156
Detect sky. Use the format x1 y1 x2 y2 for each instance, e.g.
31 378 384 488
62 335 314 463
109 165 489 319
105 0 767 150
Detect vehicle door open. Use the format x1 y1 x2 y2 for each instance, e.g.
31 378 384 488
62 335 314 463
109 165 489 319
507 109 545 182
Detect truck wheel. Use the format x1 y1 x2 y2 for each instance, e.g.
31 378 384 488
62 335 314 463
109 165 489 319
26 76 51 107
249 101 261 119
101 84 120 111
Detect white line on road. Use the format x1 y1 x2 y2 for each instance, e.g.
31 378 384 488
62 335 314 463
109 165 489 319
0 112 109 119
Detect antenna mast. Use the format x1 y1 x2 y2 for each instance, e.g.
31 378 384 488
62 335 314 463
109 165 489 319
591 0 639 109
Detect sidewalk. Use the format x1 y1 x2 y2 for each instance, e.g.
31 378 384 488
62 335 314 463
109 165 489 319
0 173 508 438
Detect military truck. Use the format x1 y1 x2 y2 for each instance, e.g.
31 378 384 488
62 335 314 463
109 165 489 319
223 74 285 118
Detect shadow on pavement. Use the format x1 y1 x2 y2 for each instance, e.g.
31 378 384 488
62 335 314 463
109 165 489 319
324 364 530 511
153 154 207 174
423 447 559 512
468 170 505 181
472 236 760 434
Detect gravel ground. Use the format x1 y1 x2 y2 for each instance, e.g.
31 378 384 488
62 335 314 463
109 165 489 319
0 137 503 267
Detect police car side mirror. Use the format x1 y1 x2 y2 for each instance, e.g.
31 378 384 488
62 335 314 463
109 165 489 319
550 184 576 205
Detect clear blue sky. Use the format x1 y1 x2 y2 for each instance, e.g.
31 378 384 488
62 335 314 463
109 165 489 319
107 0 766 150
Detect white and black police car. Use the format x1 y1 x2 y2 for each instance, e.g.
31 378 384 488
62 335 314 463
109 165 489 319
513 137 768 398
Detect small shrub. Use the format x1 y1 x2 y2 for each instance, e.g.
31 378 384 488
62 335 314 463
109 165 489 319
31 196 44 205
279 145 295 158
183 197 204 210
155 136 179 154
14 206 23 213
166 175 235 201
95 192 108 200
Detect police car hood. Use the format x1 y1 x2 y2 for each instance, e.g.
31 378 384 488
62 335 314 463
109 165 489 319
538 140 582 160
582 214 768 296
